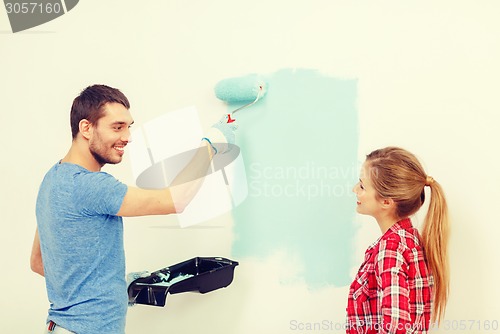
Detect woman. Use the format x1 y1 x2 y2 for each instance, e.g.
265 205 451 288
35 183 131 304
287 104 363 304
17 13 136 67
346 147 449 333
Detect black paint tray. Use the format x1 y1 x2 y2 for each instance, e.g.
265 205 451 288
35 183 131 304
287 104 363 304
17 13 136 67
127 257 238 307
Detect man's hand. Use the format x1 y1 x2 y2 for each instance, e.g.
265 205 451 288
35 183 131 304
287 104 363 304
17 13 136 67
203 114 238 155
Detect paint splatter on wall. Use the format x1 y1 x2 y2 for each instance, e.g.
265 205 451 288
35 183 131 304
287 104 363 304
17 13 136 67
231 69 359 288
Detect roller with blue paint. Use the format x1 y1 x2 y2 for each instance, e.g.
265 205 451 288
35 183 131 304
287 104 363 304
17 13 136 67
214 74 268 122
204 74 268 154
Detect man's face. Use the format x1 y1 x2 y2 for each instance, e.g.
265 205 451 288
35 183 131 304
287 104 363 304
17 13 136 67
88 102 134 166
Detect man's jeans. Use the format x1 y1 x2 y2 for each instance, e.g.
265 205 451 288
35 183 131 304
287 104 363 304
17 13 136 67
43 322 74 334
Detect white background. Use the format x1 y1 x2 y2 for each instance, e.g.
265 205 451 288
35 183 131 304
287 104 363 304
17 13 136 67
1 1 499 333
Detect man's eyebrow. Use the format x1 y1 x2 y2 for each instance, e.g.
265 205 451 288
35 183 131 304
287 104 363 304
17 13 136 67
111 121 134 125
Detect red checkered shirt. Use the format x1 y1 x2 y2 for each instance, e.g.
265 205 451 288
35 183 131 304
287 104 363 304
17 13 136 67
346 218 433 333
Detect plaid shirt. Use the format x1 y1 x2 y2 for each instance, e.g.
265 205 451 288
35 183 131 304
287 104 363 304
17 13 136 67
346 218 433 334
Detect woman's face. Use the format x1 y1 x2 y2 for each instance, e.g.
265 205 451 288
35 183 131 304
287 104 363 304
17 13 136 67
352 162 383 217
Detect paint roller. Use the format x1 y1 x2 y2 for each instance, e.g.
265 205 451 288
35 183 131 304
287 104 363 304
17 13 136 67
209 74 268 203
214 74 268 122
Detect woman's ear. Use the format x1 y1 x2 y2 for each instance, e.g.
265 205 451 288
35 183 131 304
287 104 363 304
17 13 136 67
79 119 93 140
381 197 395 210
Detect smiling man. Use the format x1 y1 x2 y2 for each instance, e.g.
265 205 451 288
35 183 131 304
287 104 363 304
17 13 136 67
30 85 236 334
67 88 134 170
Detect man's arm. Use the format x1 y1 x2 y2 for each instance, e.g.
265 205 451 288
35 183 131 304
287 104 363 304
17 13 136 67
116 141 215 217
30 228 44 277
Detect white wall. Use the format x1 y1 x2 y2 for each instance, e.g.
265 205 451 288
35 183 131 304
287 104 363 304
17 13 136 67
1 1 499 333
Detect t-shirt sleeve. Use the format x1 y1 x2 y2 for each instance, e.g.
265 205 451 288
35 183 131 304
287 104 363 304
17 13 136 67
73 171 128 216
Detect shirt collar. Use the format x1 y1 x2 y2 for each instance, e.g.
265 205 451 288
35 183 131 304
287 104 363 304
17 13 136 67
388 218 413 233
367 218 413 250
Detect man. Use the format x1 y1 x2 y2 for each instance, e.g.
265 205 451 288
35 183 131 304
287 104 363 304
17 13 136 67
30 85 235 334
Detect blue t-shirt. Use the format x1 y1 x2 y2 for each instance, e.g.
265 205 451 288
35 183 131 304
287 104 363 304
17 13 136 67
36 162 128 334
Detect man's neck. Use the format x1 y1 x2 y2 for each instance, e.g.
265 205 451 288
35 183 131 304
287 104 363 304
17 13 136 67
61 140 102 172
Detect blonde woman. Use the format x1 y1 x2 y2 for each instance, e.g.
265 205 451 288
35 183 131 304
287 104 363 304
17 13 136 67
346 147 449 333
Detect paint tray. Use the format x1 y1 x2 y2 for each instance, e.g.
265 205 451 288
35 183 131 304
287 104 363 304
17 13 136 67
127 257 238 307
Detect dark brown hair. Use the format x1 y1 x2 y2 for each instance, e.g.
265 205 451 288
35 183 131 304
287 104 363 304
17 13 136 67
70 85 130 139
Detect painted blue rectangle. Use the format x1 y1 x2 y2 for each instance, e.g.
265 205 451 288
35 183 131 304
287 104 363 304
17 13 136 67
231 69 359 288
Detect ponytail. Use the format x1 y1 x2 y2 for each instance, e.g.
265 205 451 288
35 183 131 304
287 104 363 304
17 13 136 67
422 180 450 324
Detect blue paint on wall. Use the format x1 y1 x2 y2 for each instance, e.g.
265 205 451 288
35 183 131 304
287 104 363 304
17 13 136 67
231 69 359 288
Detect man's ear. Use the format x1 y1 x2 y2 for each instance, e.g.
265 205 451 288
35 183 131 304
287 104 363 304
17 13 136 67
79 119 93 140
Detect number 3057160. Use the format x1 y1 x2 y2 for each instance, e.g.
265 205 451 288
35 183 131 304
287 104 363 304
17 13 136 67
431 320 499 331
5 2 62 14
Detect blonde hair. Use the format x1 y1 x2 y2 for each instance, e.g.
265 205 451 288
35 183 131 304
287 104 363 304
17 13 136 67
366 147 450 324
